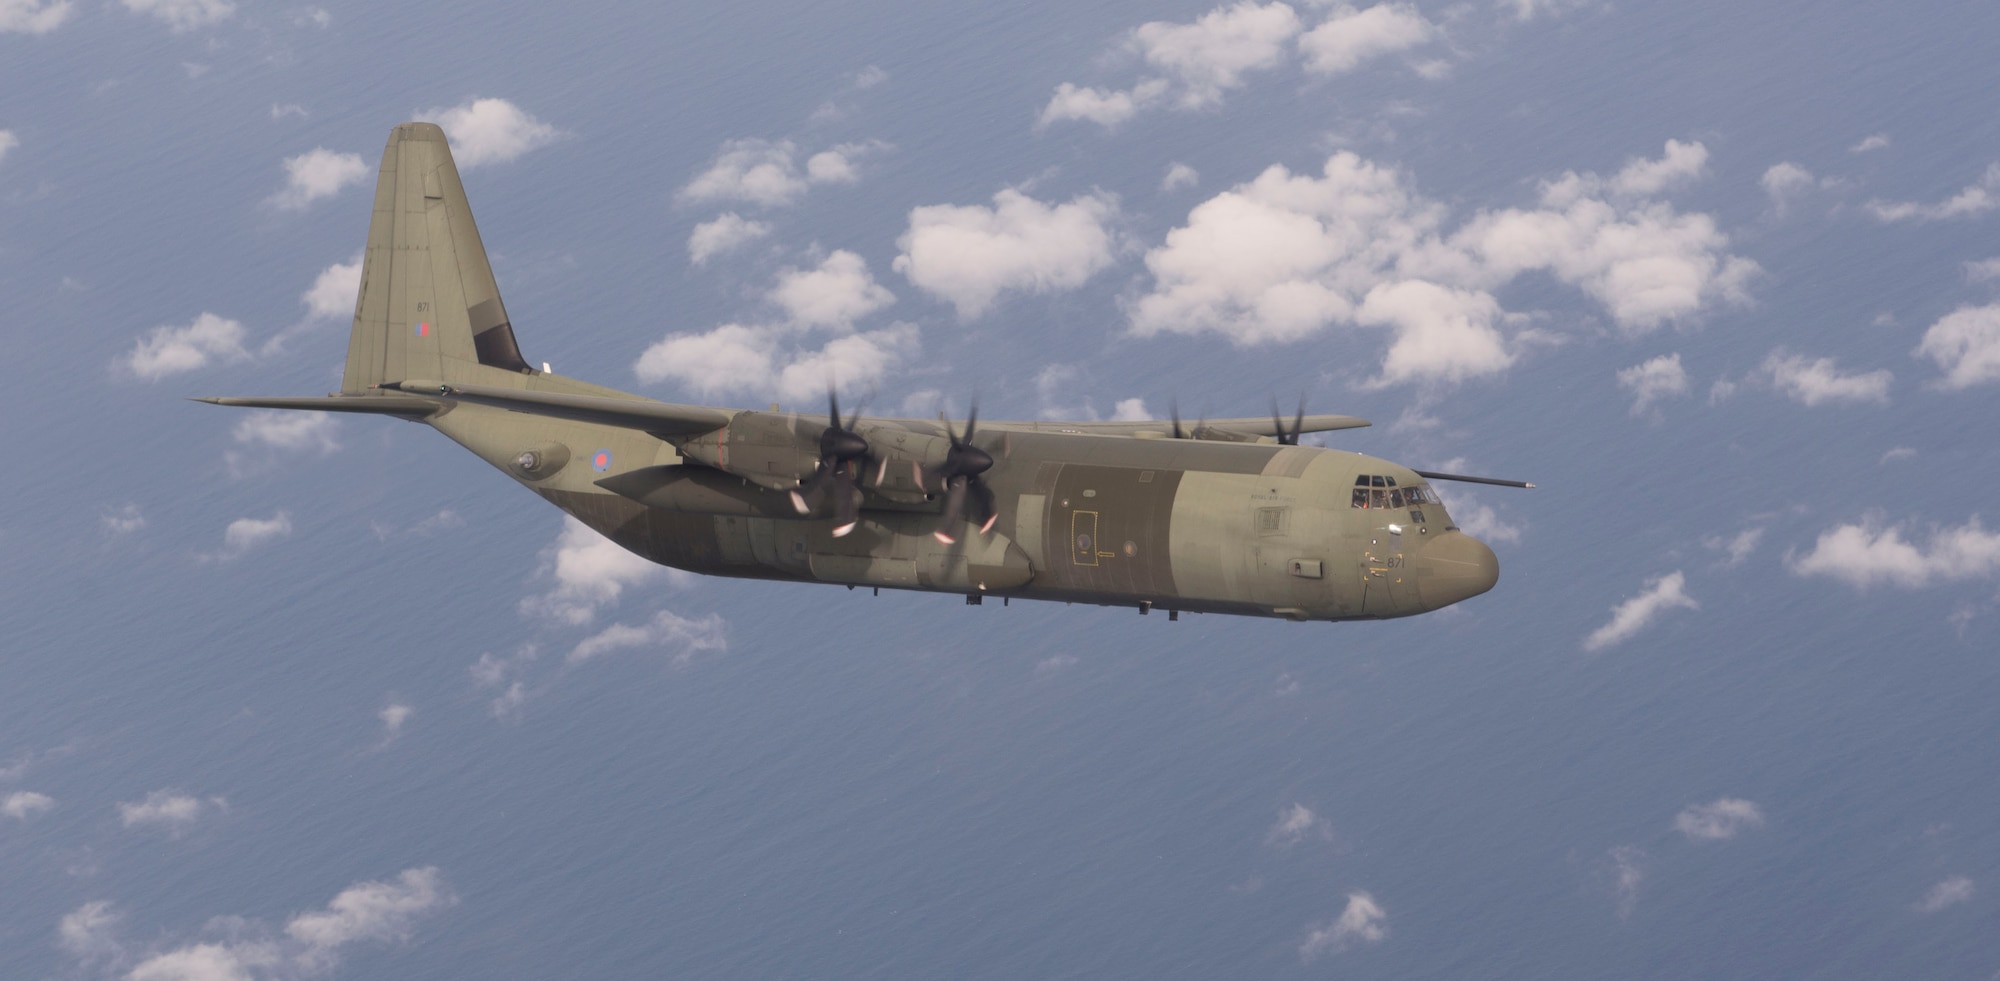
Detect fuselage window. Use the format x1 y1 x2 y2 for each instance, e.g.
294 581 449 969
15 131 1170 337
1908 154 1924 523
1389 488 1406 508
1351 488 1369 508
1370 488 1387 508
1370 475 1386 488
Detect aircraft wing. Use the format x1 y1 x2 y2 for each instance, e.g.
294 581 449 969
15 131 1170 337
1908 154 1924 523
377 381 731 436
1038 414 1370 439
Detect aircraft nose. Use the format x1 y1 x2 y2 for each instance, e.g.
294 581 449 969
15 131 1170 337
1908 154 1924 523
1419 531 1499 609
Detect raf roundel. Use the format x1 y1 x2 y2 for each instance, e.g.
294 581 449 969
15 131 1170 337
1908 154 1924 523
591 449 613 472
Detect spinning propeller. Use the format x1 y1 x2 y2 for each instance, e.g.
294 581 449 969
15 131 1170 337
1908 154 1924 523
789 392 875 537
916 405 998 544
1270 396 1306 446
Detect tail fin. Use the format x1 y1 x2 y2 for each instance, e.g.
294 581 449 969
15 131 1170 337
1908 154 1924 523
339 122 532 394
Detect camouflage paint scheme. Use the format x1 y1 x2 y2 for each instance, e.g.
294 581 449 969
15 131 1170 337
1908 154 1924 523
203 123 1501 623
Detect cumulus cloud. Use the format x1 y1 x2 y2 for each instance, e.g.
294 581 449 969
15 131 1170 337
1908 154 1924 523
1299 891 1387 961
101 503 147 535
1760 350 1892 406
122 0 232 32
379 702 412 737
688 213 770 265
679 138 877 208
266 148 367 210
119 312 249 380
0 128 16 163
3 790 54 819
1917 876 1973 913
769 250 895 328
1618 353 1689 415
568 609 727 665
635 322 918 401
894 189 1119 318
208 512 293 561
1789 515 2000 589
1161 162 1200 191
1759 161 1840 214
1673 797 1765 841
75 867 453 980
416 97 557 167
1606 845 1646 918
1703 527 1764 568
232 410 339 454
1583 570 1696 651
302 254 362 321
118 789 225 834
1 0 71 33
1131 142 1751 385
1299 3 1437 75
1850 133 1890 153
1110 397 1152 421
1132 0 1302 108
519 516 663 625
1265 803 1334 847
1914 302 2000 389
1038 80 1170 128
1867 163 2000 223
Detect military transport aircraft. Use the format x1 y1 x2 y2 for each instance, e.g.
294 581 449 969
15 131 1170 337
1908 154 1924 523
201 123 1529 623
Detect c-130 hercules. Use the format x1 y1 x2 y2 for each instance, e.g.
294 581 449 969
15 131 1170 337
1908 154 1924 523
202 123 1529 622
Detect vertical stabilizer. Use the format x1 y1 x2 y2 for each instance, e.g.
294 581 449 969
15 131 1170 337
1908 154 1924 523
340 122 531 394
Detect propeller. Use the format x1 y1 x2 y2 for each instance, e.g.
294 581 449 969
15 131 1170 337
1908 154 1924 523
789 391 874 537
1270 396 1306 446
1169 398 1208 440
916 404 998 544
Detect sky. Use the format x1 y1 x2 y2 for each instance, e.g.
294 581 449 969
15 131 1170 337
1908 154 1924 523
4 0 2000 977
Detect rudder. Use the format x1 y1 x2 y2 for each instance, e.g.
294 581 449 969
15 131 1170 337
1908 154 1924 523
340 122 531 394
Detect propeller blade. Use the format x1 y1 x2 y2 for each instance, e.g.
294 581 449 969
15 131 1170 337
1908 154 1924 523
1292 397 1305 446
1171 398 1185 439
970 480 997 536
934 476 968 544
831 471 862 536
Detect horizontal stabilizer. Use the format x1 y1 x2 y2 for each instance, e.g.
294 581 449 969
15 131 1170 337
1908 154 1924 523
377 381 730 436
192 395 442 417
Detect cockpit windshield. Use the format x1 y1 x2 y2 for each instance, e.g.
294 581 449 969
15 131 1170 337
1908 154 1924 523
1348 474 1440 510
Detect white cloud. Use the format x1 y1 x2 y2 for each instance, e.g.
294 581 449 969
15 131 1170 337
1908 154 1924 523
1703 527 1764 568
0 128 16 163
688 213 770 265
1850 133 1890 153
1867 163 2000 222
634 322 918 401
1914 302 2000 389
1759 161 1838 214
894 189 1119 318
769 250 895 328
416 97 557 168
1 0 71 34
58 901 118 962
101 503 147 535
121 0 233 32
1037 80 1169 128
1917 876 1973 913
266 148 367 210
804 140 887 185
1761 350 1892 406
1583 570 1696 651
1110 397 1152 422
3 790 54 819
208 512 293 561
302 254 361 320
1673 797 1764 841
88 867 452 981
1264 803 1334 847
1618 353 1689 415
1451 501 1522 544
118 789 225 834
1161 162 1200 191
1964 258 2000 283
1298 3 1437 76
1299 891 1387 961
1880 446 1916 464
270 103 308 120
1789 515 2000 590
1356 280 1514 386
1132 143 1751 384
232 410 339 454
679 139 807 207
119 312 249 380
379 702 412 736
1133 1 1302 108
519 517 663 625
568 609 727 665
1607 845 1645 919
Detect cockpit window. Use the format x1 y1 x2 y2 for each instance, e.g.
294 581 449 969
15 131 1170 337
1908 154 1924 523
1351 477 1440 508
